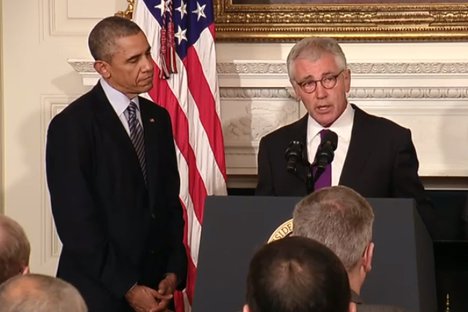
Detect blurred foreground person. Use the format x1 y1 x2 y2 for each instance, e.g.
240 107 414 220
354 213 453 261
244 236 354 312
0 215 30 284
293 185 407 311
0 273 87 312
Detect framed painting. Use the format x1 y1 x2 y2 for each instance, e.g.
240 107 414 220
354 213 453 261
214 0 468 41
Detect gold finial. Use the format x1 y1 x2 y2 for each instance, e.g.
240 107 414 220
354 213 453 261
115 0 135 20
445 293 450 312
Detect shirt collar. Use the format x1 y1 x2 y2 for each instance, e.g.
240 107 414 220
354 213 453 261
100 78 140 116
307 103 354 140
351 290 363 304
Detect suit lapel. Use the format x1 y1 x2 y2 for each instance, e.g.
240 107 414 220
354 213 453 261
292 115 310 184
92 83 145 179
139 99 161 205
339 105 374 185
296 114 308 149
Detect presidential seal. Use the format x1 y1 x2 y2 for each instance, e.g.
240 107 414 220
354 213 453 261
267 219 293 243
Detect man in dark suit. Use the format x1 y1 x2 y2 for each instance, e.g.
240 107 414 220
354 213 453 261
256 37 434 233
46 16 186 312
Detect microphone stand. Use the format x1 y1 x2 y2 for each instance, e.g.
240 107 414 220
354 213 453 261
307 162 325 194
306 164 314 194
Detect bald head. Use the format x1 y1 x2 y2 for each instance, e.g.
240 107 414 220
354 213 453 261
0 274 87 312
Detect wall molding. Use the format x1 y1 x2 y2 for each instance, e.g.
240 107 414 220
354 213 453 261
217 61 468 75
40 95 76 267
220 87 468 99
69 60 468 88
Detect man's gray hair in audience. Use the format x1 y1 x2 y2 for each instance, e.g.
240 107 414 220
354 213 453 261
0 215 30 284
293 185 374 271
0 273 87 312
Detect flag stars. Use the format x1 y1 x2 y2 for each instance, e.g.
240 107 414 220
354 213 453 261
175 25 187 44
154 0 171 17
192 2 206 21
154 0 165 17
176 1 187 19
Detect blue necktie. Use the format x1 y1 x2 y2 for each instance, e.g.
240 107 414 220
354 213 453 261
125 102 147 184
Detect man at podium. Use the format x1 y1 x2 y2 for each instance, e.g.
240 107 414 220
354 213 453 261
255 37 435 235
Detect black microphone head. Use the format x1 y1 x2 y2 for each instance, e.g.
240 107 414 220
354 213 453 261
285 141 303 174
322 131 338 151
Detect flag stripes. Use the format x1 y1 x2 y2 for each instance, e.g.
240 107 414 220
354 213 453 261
133 0 227 310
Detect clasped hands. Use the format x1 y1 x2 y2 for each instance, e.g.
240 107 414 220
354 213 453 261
125 273 178 312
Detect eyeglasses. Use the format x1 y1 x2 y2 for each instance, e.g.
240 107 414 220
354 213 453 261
295 69 345 94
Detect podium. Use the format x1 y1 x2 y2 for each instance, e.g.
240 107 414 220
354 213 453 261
192 196 436 312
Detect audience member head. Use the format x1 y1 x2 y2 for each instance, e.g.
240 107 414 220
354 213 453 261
0 215 30 284
88 16 154 98
293 186 374 293
286 37 351 127
244 236 352 312
0 273 87 312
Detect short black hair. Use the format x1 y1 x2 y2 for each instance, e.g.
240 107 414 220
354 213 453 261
88 16 143 62
245 236 350 312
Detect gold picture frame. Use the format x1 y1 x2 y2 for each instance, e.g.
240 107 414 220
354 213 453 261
214 0 468 42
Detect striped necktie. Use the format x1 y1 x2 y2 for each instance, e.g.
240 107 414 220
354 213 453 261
125 102 147 184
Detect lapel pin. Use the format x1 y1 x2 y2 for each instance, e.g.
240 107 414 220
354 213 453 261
149 118 155 123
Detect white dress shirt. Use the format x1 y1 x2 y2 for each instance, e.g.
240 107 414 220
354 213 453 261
100 78 143 136
306 103 355 185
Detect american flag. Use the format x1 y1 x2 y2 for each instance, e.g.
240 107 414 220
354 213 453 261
133 0 228 311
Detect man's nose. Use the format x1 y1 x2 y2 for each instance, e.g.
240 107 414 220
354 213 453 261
143 56 154 72
315 82 328 98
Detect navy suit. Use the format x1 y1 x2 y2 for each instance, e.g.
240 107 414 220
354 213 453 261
46 82 187 311
256 104 435 234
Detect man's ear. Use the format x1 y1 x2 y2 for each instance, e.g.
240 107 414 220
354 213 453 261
289 82 301 102
344 68 351 93
21 265 30 275
363 242 374 273
242 304 250 312
94 61 111 79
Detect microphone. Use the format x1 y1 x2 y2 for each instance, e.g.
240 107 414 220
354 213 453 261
314 131 338 169
284 141 304 174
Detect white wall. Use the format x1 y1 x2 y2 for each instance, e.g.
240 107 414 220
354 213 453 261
1 0 127 275
1 0 468 276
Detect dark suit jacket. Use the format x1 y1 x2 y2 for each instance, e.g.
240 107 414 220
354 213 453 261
46 83 187 311
353 291 409 312
358 305 409 312
256 104 435 233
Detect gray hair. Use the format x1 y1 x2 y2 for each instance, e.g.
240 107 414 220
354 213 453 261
0 274 87 312
293 186 374 271
286 37 347 81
